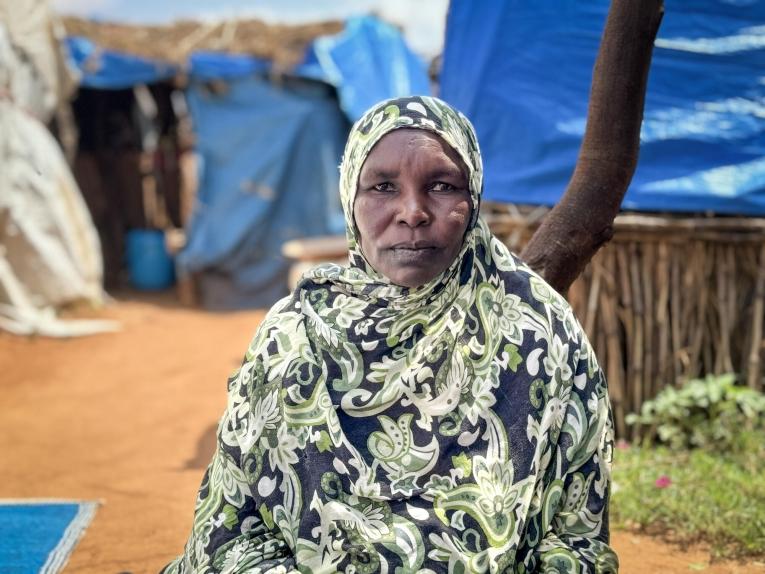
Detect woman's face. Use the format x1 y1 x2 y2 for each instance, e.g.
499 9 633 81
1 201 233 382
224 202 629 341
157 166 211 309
354 129 472 288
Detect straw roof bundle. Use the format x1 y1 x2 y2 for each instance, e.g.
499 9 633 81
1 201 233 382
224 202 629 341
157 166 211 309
61 16 344 68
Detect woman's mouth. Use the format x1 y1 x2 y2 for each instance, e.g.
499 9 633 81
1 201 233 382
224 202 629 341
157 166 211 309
388 245 438 264
390 241 437 250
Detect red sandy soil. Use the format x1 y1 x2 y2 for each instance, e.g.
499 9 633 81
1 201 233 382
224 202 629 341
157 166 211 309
1 292 762 574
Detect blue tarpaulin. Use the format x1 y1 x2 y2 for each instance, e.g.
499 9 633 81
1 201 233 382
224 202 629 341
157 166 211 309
65 36 177 89
303 16 431 120
188 51 271 81
441 0 765 216
177 78 349 308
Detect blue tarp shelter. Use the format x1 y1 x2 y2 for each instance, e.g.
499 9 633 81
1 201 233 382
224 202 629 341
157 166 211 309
64 16 430 308
441 0 765 216
180 78 348 307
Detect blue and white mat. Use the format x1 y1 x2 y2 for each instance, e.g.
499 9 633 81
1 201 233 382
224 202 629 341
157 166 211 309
0 500 98 574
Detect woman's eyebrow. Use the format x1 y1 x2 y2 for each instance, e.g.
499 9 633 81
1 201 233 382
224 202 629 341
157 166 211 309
363 168 400 180
427 167 466 180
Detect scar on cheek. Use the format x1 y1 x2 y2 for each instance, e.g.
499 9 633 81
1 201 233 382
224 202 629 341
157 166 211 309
448 208 471 224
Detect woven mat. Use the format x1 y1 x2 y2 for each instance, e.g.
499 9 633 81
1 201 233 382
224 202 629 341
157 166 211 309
0 500 98 574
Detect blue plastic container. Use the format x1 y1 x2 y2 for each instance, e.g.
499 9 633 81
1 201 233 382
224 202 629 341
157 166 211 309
125 229 175 290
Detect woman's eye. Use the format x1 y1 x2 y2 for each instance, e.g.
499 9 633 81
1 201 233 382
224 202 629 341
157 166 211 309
373 182 395 192
431 182 456 192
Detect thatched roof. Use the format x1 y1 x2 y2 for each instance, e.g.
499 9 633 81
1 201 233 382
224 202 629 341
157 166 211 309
61 16 344 68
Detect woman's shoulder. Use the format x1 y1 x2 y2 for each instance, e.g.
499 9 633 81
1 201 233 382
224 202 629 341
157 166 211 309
486 237 590 350
241 294 303 356
485 234 570 310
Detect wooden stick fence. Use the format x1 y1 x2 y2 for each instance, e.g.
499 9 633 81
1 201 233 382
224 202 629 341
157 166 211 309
484 203 765 438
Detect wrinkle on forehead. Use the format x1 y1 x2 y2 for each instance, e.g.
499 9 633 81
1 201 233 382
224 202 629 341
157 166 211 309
359 129 468 184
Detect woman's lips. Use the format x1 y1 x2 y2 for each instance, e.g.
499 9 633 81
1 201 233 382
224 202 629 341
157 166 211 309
389 241 437 250
388 245 438 264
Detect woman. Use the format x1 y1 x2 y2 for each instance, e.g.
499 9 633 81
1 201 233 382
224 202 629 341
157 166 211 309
164 96 617 574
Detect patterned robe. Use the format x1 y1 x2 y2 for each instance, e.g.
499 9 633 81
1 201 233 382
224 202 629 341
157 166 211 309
164 96 618 574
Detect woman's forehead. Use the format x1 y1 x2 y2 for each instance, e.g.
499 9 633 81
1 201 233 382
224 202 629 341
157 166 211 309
359 128 468 179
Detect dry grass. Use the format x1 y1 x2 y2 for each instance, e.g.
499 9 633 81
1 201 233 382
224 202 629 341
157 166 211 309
62 16 344 68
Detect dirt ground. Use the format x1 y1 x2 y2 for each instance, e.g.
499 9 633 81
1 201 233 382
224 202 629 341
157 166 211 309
1 292 762 574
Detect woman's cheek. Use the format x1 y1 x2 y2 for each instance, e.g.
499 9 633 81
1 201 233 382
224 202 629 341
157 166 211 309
447 203 471 228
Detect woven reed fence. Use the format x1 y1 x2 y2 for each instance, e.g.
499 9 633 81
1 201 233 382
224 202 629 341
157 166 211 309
484 203 765 439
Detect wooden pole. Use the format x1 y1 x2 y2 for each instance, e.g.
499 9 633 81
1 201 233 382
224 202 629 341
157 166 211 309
521 0 664 294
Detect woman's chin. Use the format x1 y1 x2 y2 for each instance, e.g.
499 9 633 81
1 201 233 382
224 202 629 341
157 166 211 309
377 248 451 288
385 267 440 289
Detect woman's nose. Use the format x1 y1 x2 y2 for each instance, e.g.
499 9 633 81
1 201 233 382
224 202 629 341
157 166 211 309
396 190 430 227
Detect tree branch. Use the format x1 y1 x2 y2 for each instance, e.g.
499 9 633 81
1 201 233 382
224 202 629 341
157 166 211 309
520 0 664 294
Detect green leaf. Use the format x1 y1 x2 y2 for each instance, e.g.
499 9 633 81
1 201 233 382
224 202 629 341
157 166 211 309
451 452 472 478
222 504 239 530
504 344 523 372
316 430 332 453
259 503 274 529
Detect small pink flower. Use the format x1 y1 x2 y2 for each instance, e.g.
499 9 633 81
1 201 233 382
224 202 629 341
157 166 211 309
655 475 672 489
616 439 630 450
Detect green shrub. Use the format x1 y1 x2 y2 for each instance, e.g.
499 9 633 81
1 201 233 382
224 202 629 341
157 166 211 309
616 374 765 558
626 373 765 457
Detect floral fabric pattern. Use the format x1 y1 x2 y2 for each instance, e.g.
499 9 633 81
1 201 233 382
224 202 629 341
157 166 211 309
164 96 617 574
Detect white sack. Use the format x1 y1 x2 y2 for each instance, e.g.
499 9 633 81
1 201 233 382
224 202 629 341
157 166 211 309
0 20 116 336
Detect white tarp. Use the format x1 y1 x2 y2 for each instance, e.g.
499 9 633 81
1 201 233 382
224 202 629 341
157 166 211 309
0 0 74 121
0 12 117 337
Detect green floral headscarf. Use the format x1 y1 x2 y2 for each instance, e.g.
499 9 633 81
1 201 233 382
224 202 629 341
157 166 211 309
339 95 483 249
165 96 618 574
305 95 494 310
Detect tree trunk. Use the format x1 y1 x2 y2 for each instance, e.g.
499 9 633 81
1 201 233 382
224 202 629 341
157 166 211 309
520 0 664 294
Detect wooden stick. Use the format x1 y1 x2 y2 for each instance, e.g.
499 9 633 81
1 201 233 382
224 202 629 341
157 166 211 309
173 22 222 60
642 242 656 398
670 246 682 384
687 243 707 380
585 260 602 337
716 244 724 371
629 243 644 422
615 245 634 421
747 243 765 390
656 241 670 388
